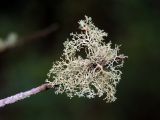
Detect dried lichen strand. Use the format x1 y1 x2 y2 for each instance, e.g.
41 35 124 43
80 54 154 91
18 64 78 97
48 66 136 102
46 16 127 102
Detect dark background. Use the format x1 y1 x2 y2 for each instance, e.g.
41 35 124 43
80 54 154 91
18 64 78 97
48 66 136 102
0 0 160 120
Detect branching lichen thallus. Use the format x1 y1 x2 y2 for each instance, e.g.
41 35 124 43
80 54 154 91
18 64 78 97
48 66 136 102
46 16 127 102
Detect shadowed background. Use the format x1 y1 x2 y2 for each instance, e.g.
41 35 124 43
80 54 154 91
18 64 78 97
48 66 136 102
0 0 160 120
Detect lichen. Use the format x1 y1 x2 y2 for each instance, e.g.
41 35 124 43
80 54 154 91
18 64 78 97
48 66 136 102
46 16 127 102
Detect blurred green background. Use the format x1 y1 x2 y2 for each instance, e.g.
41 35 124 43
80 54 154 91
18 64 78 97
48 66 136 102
0 0 160 120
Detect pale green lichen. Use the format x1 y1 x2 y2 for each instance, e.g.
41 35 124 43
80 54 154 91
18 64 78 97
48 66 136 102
0 32 18 52
46 16 127 102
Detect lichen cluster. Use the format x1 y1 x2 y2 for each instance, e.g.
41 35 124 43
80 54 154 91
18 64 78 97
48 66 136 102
0 33 18 52
46 16 127 102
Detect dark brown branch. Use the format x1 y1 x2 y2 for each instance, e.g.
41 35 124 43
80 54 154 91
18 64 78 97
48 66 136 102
0 83 53 108
0 23 59 53
18 23 59 45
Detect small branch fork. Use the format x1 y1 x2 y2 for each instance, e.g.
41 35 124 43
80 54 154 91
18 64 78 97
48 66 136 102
0 83 53 108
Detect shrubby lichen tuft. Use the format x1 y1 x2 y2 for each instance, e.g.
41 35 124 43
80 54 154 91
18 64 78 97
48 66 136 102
46 16 127 102
0 32 18 52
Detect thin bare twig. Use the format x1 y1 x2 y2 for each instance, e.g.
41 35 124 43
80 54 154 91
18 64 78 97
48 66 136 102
0 23 59 53
19 23 59 45
0 83 53 108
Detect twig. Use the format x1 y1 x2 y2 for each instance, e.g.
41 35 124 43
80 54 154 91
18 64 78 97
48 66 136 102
0 83 53 108
0 23 59 53
19 23 59 45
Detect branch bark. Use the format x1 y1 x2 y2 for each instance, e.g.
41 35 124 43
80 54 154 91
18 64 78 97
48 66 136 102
0 23 59 53
0 83 53 108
